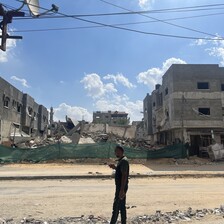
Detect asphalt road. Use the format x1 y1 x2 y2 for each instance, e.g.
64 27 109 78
0 178 224 223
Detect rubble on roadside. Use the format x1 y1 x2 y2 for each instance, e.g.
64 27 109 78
131 206 224 223
15 136 66 149
172 156 214 166
15 137 57 149
1 206 224 223
81 132 152 150
9 115 158 150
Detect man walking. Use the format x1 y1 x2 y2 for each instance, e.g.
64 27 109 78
109 145 129 224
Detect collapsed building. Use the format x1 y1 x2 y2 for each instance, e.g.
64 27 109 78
0 77 49 145
93 110 129 125
143 64 224 156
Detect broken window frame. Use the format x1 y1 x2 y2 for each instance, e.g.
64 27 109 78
28 107 33 116
198 107 210 116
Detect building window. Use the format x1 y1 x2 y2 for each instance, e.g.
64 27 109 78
33 112 37 120
197 82 209 89
12 100 17 109
221 84 224 91
158 93 163 106
3 97 10 108
153 102 156 107
198 108 210 115
165 88 168 95
17 103 22 113
221 135 224 145
28 107 33 116
43 115 47 122
165 109 169 118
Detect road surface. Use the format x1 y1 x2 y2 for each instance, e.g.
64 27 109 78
0 178 224 223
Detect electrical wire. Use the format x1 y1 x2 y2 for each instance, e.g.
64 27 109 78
98 0 220 38
10 0 224 40
0 2 30 14
13 7 224 20
7 3 224 19
13 11 224 33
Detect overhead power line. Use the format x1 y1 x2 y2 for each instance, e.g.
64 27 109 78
13 12 224 33
10 0 224 41
98 0 220 38
13 7 224 20
8 2 224 20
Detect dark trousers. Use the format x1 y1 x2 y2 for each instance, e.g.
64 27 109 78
110 187 128 224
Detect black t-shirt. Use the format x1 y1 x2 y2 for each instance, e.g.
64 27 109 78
115 156 129 188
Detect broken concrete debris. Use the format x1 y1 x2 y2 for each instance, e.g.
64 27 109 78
12 128 151 150
9 114 153 149
81 131 152 150
1 206 224 223
208 143 224 161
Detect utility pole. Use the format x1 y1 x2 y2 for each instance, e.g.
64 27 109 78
181 94 185 157
0 4 24 51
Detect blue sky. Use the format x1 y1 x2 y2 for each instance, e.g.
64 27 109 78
0 0 224 122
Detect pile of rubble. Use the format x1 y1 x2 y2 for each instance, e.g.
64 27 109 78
172 157 213 166
0 215 109 224
81 132 152 150
1 206 224 224
131 206 224 223
15 136 72 149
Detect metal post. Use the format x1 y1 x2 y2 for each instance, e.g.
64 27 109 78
181 94 185 157
0 6 24 51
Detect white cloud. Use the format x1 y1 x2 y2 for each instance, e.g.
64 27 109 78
206 38 224 66
81 73 143 121
54 103 92 122
138 0 154 9
10 76 30 88
0 31 17 63
193 39 208 46
208 47 224 66
193 35 224 66
60 80 65 84
103 73 136 89
137 57 187 87
80 73 117 99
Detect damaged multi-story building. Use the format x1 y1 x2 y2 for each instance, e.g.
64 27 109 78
144 64 224 155
0 77 49 144
93 111 129 125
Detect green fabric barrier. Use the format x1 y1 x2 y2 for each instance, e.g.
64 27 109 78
0 143 186 163
147 144 187 159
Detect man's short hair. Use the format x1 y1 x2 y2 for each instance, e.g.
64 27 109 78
115 145 124 153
